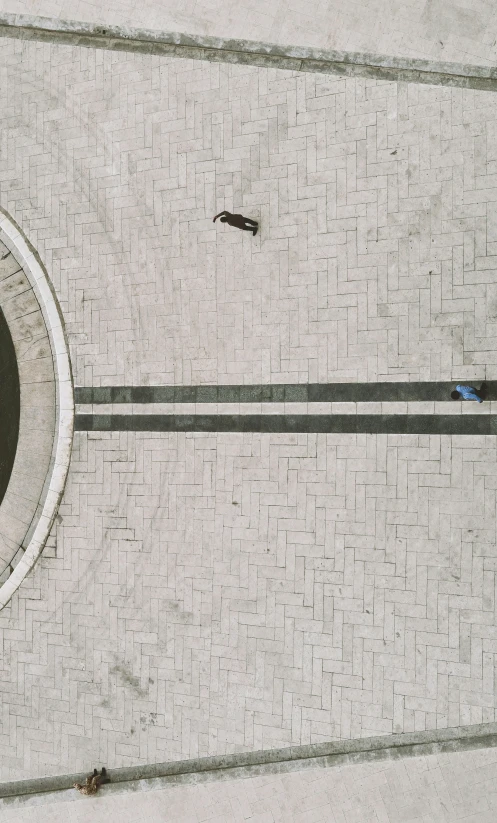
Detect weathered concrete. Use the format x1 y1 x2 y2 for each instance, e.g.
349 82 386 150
3 743 497 821
1 0 496 68
1 722 497 801
1 13 497 90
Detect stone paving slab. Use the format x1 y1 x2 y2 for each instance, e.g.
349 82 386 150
0 431 496 779
3 14 497 94
1 39 497 388
1 0 497 69
0 29 497 794
74 401 497 415
3 745 497 821
2 721 497 799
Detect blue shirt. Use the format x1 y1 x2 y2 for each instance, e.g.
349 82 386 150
455 384 482 403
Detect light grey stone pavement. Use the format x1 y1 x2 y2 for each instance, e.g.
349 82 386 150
0 22 497 823
4 745 497 822
1 0 496 68
0 238 56 571
1 430 496 778
2 40 497 388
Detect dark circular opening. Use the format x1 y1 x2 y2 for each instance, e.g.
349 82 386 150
0 306 20 505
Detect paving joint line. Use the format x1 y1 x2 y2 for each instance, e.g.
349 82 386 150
2 723 497 802
1 13 497 90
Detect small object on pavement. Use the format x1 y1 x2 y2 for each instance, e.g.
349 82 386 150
74 767 108 796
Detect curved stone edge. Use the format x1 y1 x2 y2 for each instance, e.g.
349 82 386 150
0 266 55 574
0 210 74 610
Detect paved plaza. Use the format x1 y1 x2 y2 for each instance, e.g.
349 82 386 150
0 2 496 820
3 43 497 388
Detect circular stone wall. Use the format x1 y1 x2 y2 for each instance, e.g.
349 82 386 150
0 211 74 608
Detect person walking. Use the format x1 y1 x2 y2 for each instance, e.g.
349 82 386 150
451 382 487 402
213 210 258 236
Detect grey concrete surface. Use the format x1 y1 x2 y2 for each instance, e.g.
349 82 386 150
0 0 496 67
3 744 497 822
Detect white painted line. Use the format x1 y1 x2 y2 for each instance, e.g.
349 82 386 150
74 401 497 416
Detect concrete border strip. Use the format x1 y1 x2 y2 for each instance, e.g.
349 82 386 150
0 210 74 610
1 13 497 91
74 413 497 435
1 722 497 804
76 381 496 403
73 402 496 416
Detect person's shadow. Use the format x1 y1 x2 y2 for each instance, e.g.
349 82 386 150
482 381 495 400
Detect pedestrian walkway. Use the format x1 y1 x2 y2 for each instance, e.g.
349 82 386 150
0 16 496 811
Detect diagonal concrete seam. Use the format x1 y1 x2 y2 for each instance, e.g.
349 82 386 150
2 723 497 801
1 13 497 91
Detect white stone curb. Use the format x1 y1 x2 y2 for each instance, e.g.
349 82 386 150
0 210 74 609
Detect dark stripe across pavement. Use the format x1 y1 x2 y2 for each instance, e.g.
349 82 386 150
76 381 494 404
75 414 497 435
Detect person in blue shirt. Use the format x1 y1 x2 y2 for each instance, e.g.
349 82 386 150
451 382 487 402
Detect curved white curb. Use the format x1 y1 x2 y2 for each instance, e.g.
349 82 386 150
0 210 74 609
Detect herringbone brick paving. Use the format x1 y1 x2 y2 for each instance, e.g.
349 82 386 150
1 36 497 787
0 431 496 778
2 39 497 386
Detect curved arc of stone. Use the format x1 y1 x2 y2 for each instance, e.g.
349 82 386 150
0 209 74 609
0 306 20 508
